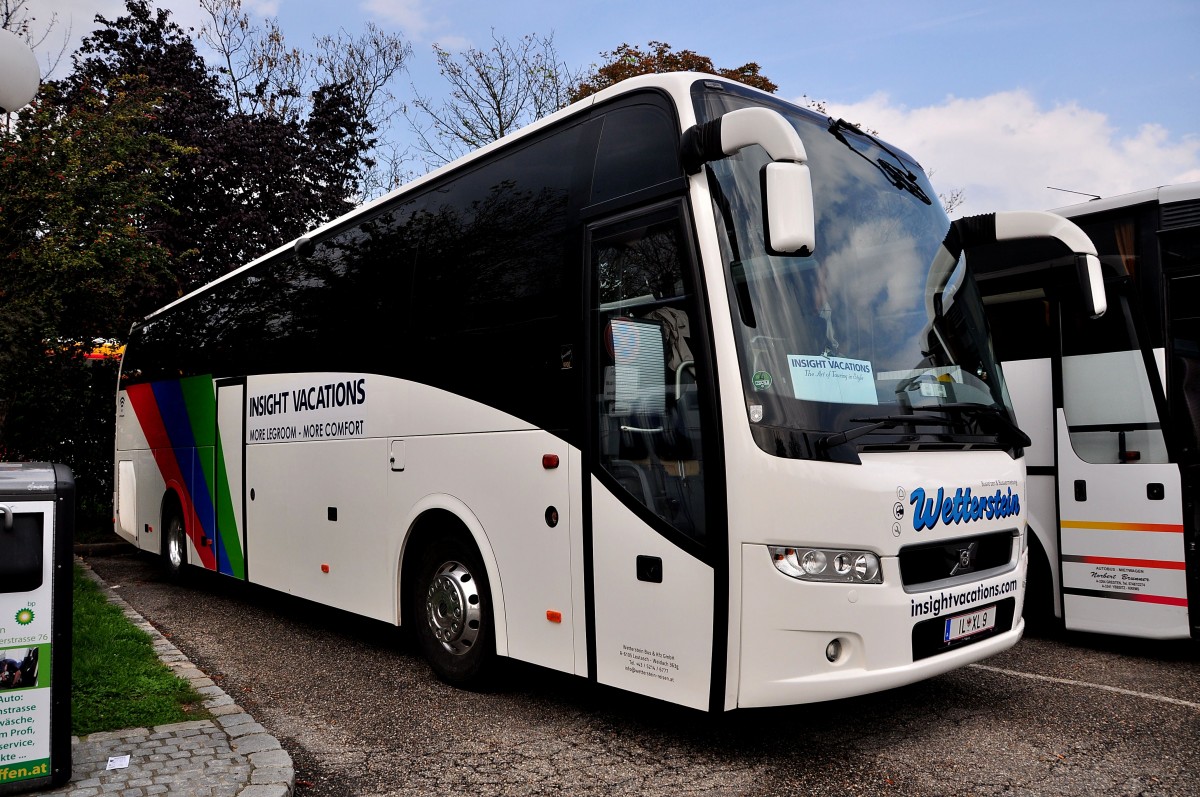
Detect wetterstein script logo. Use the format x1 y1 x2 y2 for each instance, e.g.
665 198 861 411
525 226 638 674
909 486 1020 531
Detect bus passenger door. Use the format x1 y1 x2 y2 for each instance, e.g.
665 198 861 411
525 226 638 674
214 380 247 579
586 206 719 711
1056 294 1189 637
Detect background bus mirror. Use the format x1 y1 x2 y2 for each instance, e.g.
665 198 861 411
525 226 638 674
763 161 815 256
1076 252 1107 319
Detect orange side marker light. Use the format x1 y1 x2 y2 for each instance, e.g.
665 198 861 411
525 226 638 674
546 610 562 623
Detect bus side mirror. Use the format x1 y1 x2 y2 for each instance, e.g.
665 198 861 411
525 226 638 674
681 107 816 256
1075 252 1107 319
763 161 815 256
930 212 1107 320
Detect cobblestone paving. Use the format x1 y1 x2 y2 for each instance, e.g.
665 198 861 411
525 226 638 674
36 560 295 797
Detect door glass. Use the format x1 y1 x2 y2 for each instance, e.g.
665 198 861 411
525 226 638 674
593 213 706 540
1061 292 1168 464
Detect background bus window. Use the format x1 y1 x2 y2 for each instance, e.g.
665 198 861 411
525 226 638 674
1166 271 1200 459
1061 293 1169 465
980 293 1054 363
593 214 706 541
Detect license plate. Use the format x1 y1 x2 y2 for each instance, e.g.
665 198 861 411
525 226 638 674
944 604 996 643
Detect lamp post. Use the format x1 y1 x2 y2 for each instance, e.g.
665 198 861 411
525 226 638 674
0 27 40 113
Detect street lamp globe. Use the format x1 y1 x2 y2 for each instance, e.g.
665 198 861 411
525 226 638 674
0 28 40 113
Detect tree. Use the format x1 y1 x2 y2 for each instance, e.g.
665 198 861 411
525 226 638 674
1 0 71 79
410 30 580 166
571 41 777 102
200 0 411 197
67 0 375 292
0 0 383 532
0 74 184 528
312 23 412 195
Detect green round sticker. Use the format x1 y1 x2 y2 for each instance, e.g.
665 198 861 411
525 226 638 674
752 370 773 391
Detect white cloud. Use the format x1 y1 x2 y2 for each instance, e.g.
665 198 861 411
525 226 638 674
361 0 434 37
246 0 281 15
810 90 1200 216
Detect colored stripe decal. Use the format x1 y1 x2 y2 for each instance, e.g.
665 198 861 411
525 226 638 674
1062 554 1186 570
124 377 245 577
1061 520 1184 533
126 383 217 571
1064 587 1188 607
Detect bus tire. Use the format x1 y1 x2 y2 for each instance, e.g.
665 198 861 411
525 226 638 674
163 504 188 582
412 533 495 688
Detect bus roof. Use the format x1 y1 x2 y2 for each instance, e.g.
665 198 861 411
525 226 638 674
1051 181 1200 218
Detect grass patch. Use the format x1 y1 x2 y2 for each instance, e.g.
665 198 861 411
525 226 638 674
72 564 209 735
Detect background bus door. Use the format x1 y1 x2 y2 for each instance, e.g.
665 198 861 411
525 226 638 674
1163 270 1200 634
1056 294 1190 637
586 206 719 711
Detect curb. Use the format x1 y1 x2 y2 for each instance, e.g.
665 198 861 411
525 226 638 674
68 558 295 797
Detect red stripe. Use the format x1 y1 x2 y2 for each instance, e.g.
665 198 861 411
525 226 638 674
1133 594 1189 607
1076 555 1186 570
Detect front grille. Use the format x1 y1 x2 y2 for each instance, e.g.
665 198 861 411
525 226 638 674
898 530 1014 588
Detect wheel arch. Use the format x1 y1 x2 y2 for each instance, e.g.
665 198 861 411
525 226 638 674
1025 522 1063 622
396 495 509 657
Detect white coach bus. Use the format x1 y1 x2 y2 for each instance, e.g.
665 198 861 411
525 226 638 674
976 183 1198 640
113 73 1105 711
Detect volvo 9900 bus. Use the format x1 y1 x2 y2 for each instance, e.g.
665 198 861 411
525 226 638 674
113 73 1106 711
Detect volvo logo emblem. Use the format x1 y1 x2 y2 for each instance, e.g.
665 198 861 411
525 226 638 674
949 542 978 576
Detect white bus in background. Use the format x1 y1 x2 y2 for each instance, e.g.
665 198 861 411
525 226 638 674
976 183 1199 640
113 73 1104 712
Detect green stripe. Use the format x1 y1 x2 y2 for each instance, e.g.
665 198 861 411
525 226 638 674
215 426 246 579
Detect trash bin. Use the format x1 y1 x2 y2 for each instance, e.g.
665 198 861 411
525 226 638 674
0 463 73 794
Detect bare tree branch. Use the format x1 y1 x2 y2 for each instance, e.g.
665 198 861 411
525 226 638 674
410 30 580 168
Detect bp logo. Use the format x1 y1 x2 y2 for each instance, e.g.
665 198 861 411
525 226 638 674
15 608 34 626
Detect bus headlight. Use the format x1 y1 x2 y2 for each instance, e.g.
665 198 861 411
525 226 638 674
769 546 882 584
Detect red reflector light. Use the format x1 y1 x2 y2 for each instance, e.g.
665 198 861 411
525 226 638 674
321 563 330 573
546 610 562 623
542 454 560 469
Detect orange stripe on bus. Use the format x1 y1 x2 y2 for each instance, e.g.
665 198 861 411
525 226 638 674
1061 520 1184 533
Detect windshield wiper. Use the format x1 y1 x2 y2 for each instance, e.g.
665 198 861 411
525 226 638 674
916 403 1032 449
827 119 932 205
817 414 956 451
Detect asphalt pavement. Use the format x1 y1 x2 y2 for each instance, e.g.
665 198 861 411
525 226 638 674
80 547 1200 797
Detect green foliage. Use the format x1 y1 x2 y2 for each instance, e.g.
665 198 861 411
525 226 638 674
71 565 206 735
0 73 183 533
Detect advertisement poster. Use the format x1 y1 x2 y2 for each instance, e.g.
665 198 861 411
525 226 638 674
0 503 53 787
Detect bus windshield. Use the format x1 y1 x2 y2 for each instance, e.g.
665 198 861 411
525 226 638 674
694 84 1016 456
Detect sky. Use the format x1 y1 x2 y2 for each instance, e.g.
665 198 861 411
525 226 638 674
23 0 1200 216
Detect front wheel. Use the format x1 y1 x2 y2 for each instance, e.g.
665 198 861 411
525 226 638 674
412 535 495 687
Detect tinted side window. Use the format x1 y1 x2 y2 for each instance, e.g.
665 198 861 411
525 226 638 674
590 105 680 205
406 124 583 432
